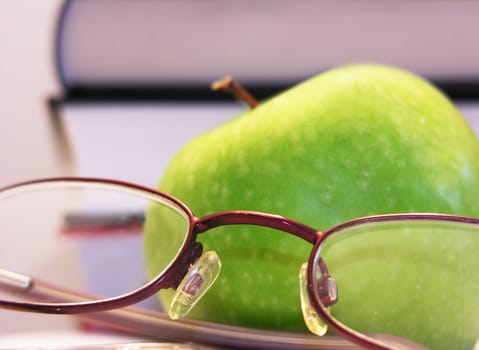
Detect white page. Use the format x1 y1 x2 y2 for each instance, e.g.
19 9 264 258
60 102 246 187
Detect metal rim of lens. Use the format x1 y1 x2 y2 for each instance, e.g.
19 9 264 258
0 177 197 313
307 213 479 350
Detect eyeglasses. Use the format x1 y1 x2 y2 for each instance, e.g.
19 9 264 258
0 177 477 350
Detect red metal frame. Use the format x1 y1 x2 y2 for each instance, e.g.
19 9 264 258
1 177 477 349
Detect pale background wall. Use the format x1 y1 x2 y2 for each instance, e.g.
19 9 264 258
0 0 76 335
0 0 66 187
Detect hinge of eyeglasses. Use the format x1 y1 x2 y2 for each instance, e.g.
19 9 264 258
0 268 33 290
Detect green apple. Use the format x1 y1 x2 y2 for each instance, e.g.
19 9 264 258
144 64 479 349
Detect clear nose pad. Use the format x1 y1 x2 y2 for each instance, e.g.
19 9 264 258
299 260 338 336
169 251 221 320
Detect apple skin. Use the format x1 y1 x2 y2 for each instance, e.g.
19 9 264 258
144 65 479 345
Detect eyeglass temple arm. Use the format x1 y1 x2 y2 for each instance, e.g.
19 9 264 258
0 269 358 350
0 269 427 350
0 268 33 291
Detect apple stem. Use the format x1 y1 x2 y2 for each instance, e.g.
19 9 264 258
211 76 259 108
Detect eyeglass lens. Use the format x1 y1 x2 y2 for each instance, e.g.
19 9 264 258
0 181 190 305
312 218 479 350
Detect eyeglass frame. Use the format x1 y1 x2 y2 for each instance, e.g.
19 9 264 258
1 177 476 350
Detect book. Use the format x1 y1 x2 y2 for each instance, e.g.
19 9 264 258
55 101 246 186
57 0 479 88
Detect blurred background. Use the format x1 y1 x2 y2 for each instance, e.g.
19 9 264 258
2 0 479 186
0 0 64 185
0 0 72 338
1 0 479 344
